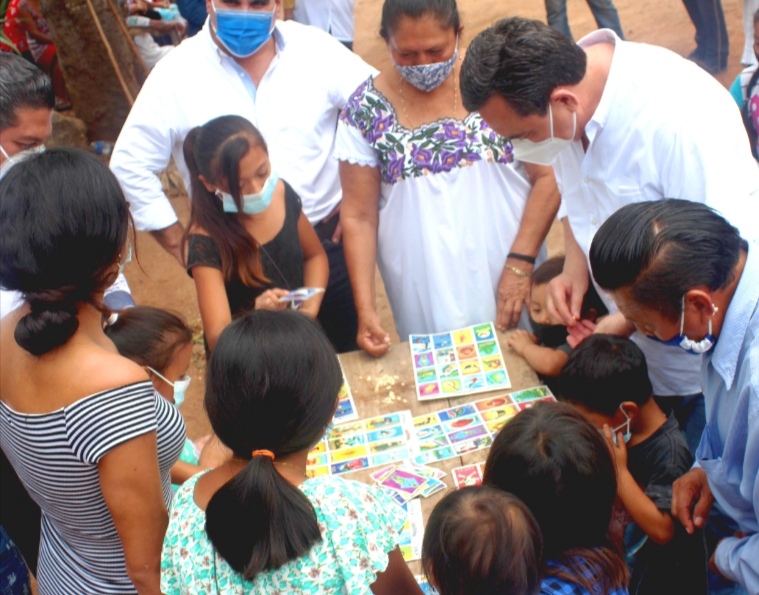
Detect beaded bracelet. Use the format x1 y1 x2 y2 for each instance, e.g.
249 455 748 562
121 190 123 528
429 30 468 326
505 265 531 278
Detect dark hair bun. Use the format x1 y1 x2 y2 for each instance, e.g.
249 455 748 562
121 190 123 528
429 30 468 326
14 288 81 356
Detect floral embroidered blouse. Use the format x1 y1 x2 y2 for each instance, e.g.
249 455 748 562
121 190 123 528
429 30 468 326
334 76 541 337
161 472 406 594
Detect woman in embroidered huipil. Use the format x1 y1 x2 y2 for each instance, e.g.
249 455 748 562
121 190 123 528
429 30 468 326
337 0 560 356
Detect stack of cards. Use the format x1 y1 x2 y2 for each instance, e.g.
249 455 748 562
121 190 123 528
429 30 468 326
410 322 512 401
370 463 447 502
451 463 485 488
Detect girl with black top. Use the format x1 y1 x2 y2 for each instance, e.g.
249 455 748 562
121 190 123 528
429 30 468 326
183 115 329 351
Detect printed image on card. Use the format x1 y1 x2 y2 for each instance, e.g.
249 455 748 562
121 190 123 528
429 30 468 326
409 322 511 401
333 375 358 424
452 463 484 488
411 386 556 464
307 410 415 477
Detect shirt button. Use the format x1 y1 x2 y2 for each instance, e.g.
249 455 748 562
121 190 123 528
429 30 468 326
591 218 598 225
583 177 590 183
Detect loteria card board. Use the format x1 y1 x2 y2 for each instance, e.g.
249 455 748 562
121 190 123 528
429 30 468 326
398 498 425 562
307 411 415 477
409 322 512 401
333 378 358 424
412 386 555 465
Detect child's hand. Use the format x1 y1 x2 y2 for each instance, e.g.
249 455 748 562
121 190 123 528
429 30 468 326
603 423 628 472
566 319 596 348
507 329 538 356
255 289 289 311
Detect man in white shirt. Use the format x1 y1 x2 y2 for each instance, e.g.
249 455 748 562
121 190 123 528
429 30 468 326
460 17 759 593
110 0 375 352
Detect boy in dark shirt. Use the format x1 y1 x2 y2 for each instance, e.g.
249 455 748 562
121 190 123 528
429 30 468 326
557 334 707 595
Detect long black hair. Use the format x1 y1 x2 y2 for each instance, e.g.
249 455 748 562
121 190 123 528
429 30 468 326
204 310 343 579
483 402 628 593
379 0 461 41
0 148 130 355
183 115 270 287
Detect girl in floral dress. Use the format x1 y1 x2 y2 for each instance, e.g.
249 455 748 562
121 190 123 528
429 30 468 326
337 0 560 356
160 310 422 595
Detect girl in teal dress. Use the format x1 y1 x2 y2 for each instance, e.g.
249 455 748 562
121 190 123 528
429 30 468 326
160 310 422 594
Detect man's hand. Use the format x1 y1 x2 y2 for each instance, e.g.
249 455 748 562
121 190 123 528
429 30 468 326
321 202 342 244
547 269 589 326
507 329 538 356
150 222 186 267
356 310 391 357
672 468 714 535
496 265 531 330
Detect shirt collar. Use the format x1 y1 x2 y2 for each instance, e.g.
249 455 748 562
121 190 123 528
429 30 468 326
708 241 759 389
577 29 620 145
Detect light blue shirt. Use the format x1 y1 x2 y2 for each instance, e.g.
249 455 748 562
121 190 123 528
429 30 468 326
698 241 759 591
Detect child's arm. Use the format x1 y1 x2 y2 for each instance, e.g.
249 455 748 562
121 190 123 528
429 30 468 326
296 212 329 319
192 266 233 352
604 425 676 545
369 547 424 595
508 329 569 377
170 460 202 486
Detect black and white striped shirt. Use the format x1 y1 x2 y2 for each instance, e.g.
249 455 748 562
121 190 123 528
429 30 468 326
0 381 185 594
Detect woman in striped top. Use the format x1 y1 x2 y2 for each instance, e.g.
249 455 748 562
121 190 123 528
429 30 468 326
0 149 186 594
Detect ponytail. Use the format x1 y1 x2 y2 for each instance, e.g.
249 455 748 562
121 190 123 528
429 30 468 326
203 311 344 580
205 455 321 579
182 117 270 287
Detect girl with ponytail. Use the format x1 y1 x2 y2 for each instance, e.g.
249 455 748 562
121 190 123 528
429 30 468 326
161 310 422 594
0 148 186 593
183 115 328 351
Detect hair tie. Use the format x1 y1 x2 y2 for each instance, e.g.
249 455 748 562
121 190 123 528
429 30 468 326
251 449 275 460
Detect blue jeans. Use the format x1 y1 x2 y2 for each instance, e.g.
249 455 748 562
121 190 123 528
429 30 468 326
681 0 729 70
544 0 624 40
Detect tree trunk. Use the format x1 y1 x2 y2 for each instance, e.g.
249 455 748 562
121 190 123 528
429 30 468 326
39 0 148 141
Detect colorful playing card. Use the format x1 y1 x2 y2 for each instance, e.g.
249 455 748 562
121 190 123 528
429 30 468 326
398 499 425 562
410 323 511 401
411 386 556 464
452 463 484 488
333 377 358 423
380 468 429 498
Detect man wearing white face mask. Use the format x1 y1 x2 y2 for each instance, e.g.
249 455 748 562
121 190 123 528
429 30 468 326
110 0 375 353
460 18 759 458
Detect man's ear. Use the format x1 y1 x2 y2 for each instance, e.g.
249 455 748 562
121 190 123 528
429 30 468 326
550 87 580 112
684 287 717 323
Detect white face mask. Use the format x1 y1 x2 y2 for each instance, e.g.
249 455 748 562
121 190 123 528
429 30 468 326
510 104 576 166
147 366 191 408
0 144 45 180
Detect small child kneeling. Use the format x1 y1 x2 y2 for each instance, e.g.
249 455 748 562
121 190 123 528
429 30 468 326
558 334 706 595
422 486 543 595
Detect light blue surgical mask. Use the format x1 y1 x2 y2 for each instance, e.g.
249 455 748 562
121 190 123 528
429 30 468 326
608 405 632 446
210 1 275 58
392 37 459 93
148 367 191 408
647 296 716 355
117 240 132 276
217 170 279 215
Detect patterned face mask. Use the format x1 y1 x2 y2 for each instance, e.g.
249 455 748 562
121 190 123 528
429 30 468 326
393 38 458 93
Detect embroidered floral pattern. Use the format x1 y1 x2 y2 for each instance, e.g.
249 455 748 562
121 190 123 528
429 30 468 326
161 473 406 594
340 77 514 184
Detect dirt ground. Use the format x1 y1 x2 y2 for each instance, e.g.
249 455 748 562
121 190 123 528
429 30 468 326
124 0 751 440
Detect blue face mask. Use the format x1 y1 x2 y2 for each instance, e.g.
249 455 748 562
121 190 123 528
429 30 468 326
647 296 716 355
218 170 279 215
211 2 275 58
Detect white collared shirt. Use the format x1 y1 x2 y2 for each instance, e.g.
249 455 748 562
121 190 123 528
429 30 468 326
110 20 375 230
553 30 759 396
